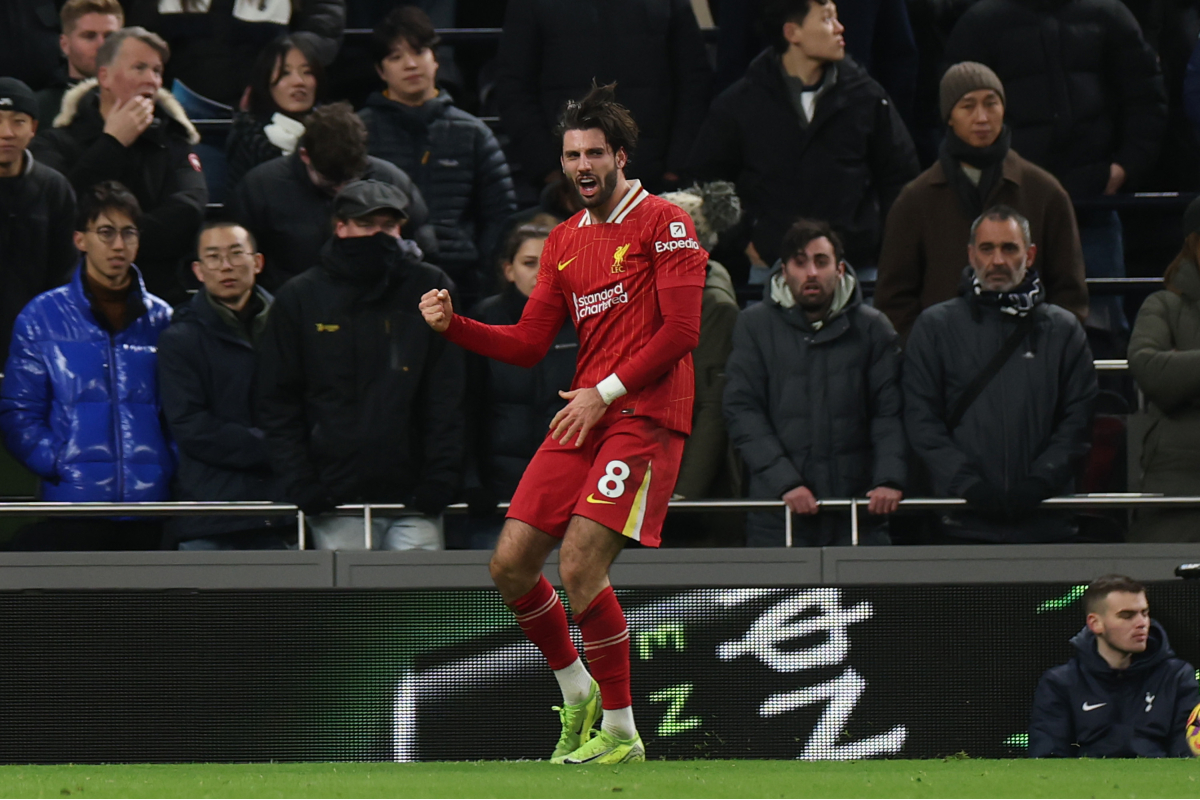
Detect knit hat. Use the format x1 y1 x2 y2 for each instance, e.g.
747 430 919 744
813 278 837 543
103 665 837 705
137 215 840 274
940 62 1005 121
0 78 38 121
1183 195 1200 239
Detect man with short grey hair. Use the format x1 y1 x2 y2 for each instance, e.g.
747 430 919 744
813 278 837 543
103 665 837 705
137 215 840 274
36 25 206 304
904 205 1097 543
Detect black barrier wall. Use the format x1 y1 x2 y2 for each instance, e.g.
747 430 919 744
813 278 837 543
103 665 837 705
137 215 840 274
0 584 1196 763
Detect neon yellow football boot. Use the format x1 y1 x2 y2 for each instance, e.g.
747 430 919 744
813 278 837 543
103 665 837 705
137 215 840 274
558 728 646 765
549 679 602 762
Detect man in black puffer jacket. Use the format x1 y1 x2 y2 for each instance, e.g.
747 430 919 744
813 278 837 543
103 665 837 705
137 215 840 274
359 7 516 303
724 219 906 547
1029 574 1198 758
904 206 1097 543
158 221 289 550
257 180 464 551
689 0 918 269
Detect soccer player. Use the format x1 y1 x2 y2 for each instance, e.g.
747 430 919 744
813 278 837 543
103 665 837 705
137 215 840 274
419 84 706 764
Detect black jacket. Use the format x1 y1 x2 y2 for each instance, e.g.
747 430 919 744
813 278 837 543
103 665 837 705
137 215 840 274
256 238 464 510
36 81 208 303
224 111 287 192
689 50 919 267
227 151 436 291
126 0 345 107
157 287 283 545
359 91 517 292
0 0 61 92
466 286 577 502
943 0 1167 199
1029 622 1199 758
723 268 906 546
495 0 712 187
0 151 76 357
903 273 1098 542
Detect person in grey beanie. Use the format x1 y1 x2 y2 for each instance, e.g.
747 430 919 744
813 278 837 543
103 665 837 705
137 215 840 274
876 61 1087 340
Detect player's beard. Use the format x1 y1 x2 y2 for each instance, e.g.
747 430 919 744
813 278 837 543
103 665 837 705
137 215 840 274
574 169 618 209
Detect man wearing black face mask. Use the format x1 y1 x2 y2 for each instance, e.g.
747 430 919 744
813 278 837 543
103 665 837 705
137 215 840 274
257 179 465 550
876 63 1088 340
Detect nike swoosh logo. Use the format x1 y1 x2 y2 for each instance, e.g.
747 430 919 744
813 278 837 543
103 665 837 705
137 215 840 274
585 494 616 505
1082 702 1107 711
557 256 578 271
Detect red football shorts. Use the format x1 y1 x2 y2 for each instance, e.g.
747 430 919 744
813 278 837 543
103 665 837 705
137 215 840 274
506 415 685 548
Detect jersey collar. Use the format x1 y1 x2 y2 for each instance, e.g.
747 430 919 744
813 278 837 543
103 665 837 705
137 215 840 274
579 180 648 226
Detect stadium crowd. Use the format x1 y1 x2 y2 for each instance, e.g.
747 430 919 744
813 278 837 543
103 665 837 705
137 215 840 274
1 0 1199 551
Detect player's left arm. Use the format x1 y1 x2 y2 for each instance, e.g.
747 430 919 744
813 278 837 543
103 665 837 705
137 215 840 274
550 207 705 446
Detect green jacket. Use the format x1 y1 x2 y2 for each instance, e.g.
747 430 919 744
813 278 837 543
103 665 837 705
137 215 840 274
1128 259 1200 541
674 261 740 499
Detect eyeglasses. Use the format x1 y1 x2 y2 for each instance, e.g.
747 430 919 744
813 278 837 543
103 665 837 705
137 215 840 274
198 249 254 269
90 226 140 245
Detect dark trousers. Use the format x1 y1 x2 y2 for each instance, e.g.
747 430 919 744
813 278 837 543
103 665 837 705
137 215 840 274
7 518 163 551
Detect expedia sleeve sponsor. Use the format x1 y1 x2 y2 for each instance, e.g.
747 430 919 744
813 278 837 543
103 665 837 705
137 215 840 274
654 238 701 253
573 283 630 321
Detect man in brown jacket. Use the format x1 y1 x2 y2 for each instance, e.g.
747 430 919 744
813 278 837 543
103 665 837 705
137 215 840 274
875 62 1087 339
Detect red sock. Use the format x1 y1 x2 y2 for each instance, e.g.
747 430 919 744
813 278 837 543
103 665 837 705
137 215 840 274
575 586 631 710
509 575 578 670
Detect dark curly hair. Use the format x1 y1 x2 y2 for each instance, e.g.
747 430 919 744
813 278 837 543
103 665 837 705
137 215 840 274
554 82 638 164
300 102 369 186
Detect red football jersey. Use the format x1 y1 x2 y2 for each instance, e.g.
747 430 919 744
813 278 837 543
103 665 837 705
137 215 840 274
530 181 708 434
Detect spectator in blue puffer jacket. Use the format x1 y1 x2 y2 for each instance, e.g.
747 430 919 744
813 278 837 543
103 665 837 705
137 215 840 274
0 180 173 551
358 6 516 303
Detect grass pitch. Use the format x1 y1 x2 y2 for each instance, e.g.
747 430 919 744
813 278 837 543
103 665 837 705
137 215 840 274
0 760 1195 798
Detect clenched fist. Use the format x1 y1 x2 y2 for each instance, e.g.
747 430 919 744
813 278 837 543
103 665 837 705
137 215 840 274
419 288 454 332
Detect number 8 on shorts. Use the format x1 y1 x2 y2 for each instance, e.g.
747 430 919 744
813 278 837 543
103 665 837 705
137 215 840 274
598 460 631 499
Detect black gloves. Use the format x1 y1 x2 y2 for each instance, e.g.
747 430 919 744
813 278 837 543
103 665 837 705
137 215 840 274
1008 478 1052 518
291 482 337 517
964 479 1053 521
463 485 500 518
963 481 1012 521
410 482 456 516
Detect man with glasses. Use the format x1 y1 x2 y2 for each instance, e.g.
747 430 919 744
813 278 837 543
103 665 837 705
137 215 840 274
0 180 172 550
157 221 291 551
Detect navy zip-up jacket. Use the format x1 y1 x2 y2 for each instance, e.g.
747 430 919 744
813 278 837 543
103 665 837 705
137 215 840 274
1029 622 1198 758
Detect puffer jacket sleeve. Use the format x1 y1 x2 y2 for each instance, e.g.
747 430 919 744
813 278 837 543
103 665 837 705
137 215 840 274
1026 316 1096 489
472 122 518 272
902 311 981 496
865 312 907 489
1128 292 1200 413
687 101 742 184
1167 661 1200 758
1106 1 1167 189
290 0 346 66
256 287 320 500
0 305 60 480
674 290 738 498
1028 667 1075 758
415 276 466 495
157 323 271 472
723 311 805 498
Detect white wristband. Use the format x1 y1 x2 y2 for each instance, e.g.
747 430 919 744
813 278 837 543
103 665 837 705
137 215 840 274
596 374 628 405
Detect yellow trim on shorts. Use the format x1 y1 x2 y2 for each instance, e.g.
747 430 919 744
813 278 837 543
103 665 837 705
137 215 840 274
621 462 652 541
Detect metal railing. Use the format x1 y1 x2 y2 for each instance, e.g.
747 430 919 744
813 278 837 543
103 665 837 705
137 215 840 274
1 494 1195 550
